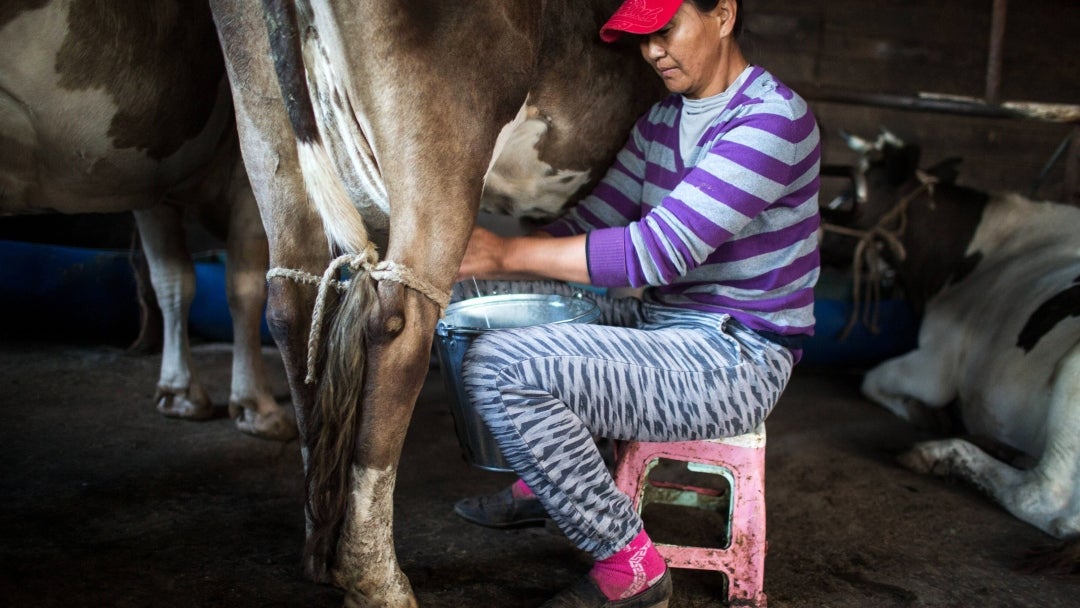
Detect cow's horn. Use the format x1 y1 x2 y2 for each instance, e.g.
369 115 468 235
879 127 905 148
840 129 873 154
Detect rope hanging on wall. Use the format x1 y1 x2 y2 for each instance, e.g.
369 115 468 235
820 170 938 340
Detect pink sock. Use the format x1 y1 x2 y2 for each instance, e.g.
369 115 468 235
510 478 536 499
589 529 667 600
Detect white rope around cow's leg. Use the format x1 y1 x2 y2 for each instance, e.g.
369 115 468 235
369 261 452 312
266 245 451 384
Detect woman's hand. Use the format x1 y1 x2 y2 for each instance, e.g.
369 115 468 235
456 225 591 284
456 226 507 281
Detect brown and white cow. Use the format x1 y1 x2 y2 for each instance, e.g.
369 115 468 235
208 0 665 604
1 1 294 440
827 131 1080 568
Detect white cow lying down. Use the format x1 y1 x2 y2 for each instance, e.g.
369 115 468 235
829 131 1080 570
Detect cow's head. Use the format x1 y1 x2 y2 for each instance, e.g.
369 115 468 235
844 130 918 216
819 130 911 231
821 128 988 320
824 128 965 230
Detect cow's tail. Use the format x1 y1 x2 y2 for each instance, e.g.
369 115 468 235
262 0 372 579
303 262 378 580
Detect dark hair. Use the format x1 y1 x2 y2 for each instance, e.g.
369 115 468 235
690 0 743 38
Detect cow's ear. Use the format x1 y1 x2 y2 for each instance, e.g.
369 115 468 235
927 157 963 185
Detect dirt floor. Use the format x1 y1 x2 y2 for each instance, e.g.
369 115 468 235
1 339 1077 608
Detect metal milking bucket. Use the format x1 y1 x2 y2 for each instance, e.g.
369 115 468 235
434 292 601 472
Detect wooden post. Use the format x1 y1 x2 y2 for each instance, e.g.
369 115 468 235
985 0 1008 105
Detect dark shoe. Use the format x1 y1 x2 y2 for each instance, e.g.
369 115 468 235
453 486 550 529
540 570 672 607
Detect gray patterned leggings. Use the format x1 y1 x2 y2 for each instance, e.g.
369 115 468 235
457 281 794 560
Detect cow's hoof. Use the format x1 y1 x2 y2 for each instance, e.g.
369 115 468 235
337 568 418 608
156 388 214 420
233 405 298 441
897 442 940 475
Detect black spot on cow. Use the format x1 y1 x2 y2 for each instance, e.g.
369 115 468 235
1016 280 1080 353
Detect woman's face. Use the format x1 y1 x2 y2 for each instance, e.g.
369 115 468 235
639 1 734 99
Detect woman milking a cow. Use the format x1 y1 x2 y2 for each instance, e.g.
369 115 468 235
452 0 821 606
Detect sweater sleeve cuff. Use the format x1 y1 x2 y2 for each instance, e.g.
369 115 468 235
586 227 629 287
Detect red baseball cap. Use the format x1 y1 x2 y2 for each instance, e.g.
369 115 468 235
599 0 683 43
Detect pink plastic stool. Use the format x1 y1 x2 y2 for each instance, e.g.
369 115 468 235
612 424 768 607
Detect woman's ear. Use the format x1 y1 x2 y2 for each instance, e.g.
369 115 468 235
715 0 736 36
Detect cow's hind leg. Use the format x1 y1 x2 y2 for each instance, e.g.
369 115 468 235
862 346 959 432
900 343 1080 539
210 0 337 579
287 2 543 604
327 269 450 608
132 206 213 419
330 282 437 608
221 165 298 440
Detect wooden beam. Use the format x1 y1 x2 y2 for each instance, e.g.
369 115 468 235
793 83 1080 123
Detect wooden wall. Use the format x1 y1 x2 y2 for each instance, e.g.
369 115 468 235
743 0 1080 203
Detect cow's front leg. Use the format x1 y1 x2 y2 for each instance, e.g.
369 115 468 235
861 347 958 432
898 437 1078 538
906 348 1080 540
332 280 438 608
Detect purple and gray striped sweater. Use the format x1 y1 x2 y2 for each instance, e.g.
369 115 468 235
543 66 821 338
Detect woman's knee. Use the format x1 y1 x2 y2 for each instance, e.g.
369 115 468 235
461 333 525 396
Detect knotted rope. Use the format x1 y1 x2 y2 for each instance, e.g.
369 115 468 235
820 170 938 340
266 245 451 384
